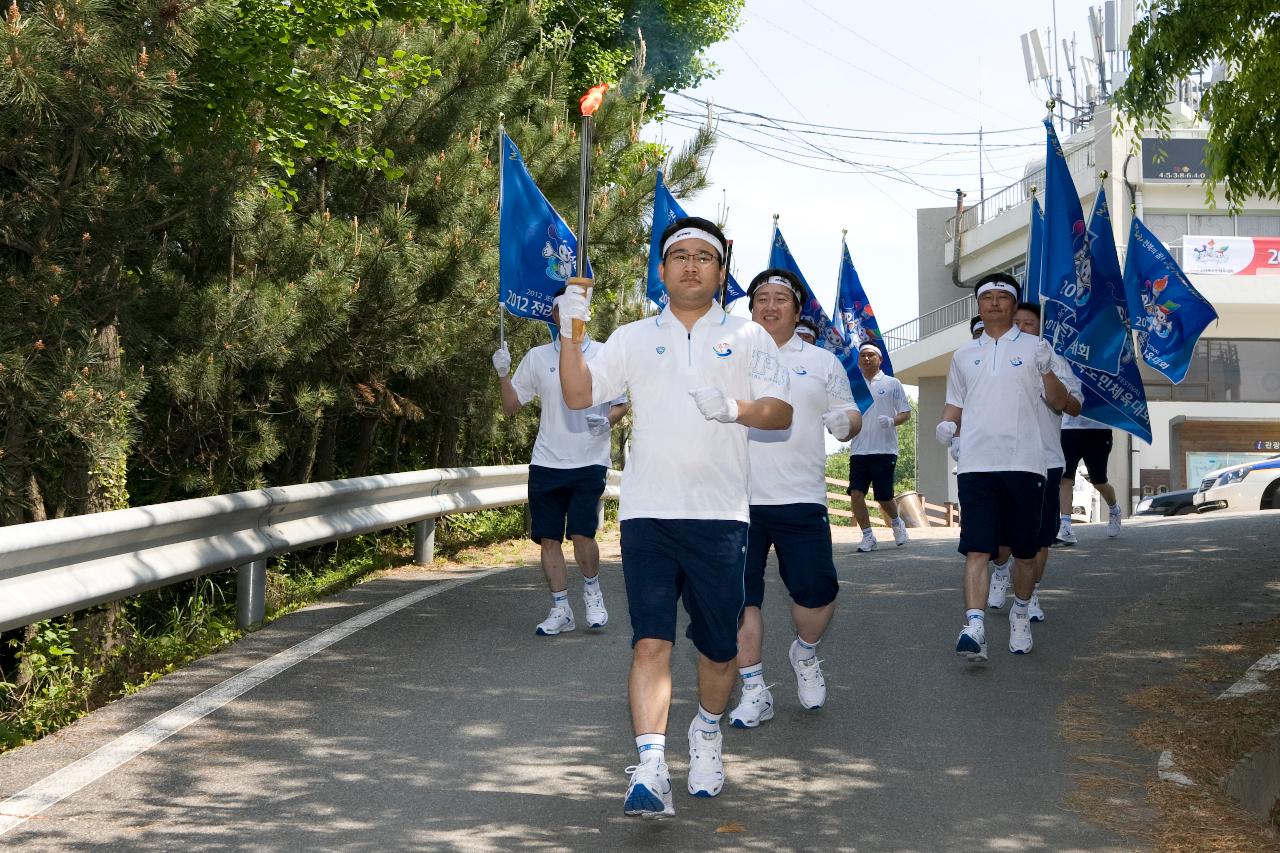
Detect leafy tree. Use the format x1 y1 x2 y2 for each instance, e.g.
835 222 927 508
1115 1 1280 208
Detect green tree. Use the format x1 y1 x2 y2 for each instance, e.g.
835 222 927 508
1115 1 1280 208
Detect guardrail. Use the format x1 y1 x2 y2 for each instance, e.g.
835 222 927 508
882 292 977 352
945 142 1094 241
0 466 622 634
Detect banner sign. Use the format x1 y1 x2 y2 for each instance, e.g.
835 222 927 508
1182 235 1280 275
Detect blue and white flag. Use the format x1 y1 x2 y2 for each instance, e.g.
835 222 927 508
836 239 893 376
1122 215 1219 384
648 171 745 309
1067 187 1130 374
769 226 874 414
499 132 589 326
1045 300 1152 443
1023 195 1045 304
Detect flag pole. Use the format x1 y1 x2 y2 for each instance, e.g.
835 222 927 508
497 114 506 349
571 84 609 344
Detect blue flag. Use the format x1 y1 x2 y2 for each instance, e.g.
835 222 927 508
1044 299 1152 443
1066 188 1130 374
836 240 894 375
1040 119 1087 311
499 132 590 326
648 171 745 309
768 226 874 414
1023 196 1044 304
1122 215 1219 383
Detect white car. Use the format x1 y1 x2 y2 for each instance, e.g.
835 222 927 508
1193 455 1280 513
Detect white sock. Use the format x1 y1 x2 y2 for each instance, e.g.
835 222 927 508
583 575 600 592
791 636 818 663
1060 514 1072 527
692 705 721 736
636 733 665 765
1012 596 1030 617
739 664 765 689
993 558 1012 576
965 609 985 626
551 589 569 609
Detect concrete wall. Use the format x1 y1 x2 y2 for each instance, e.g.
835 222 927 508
917 207 964 314
915 376 954 505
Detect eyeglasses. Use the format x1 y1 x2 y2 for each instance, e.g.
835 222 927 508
666 251 718 267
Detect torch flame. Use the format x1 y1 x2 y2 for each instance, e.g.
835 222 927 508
579 83 609 117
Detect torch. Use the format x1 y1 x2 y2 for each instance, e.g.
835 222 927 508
569 83 609 343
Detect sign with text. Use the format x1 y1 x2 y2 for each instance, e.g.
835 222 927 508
1141 137 1208 182
1183 235 1280 275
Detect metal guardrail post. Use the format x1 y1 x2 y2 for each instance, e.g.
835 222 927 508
414 518 436 566
236 559 266 630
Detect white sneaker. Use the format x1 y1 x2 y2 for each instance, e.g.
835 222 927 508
857 530 878 552
534 605 574 636
1055 522 1078 546
687 721 725 797
1028 592 1045 622
582 588 608 628
1107 504 1122 538
891 517 909 546
955 622 988 662
623 761 674 818
1009 610 1034 654
789 640 827 709
728 684 775 729
987 570 1010 611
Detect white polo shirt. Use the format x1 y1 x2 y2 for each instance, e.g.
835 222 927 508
1062 413 1109 430
945 327 1050 475
849 370 910 456
586 304 790 522
749 335 855 506
511 338 619 469
1037 352 1084 470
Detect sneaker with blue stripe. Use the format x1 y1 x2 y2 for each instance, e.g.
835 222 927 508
955 622 988 662
623 762 674 818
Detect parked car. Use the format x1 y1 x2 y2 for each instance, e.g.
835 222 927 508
1135 487 1199 516
1193 455 1280 514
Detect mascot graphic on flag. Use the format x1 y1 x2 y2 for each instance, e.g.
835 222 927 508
1138 275 1177 340
542 224 576 282
1069 219 1092 308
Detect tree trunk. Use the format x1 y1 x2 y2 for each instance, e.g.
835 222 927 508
314 418 338 483
349 416 379 478
389 418 404 472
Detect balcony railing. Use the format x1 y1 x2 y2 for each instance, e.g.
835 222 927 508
883 292 976 352
945 143 1095 241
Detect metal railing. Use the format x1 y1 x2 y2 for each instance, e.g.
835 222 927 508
945 142 1095 240
0 466 622 634
882 292 977 352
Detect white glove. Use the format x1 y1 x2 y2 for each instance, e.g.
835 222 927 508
585 414 610 436
1034 339 1054 374
689 386 739 423
822 408 851 438
949 435 962 462
877 414 894 429
491 346 511 378
935 420 957 446
557 283 591 340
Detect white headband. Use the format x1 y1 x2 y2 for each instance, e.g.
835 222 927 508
662 227 725 259
858 342 881 355
976 281 1019 299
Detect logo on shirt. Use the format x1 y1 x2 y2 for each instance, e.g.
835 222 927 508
973 358 982 366
877 388 885 395
1010 357 1024 367
655 346 666 355
713 342 732 358
549 367 557 373
792 366 808 376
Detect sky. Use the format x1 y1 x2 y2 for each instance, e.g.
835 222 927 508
644 0 1104 335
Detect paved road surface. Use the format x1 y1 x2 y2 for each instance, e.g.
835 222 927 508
1 511 1277 851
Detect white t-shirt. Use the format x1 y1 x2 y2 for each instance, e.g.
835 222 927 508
945 327 1050 476
1061 413 1109 430
587 304 791 522
849 370 910 456
1036 352 1084 470
511 338 619 469
749 335 855 506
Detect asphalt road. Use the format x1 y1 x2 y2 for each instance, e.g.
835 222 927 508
1 511 1277 852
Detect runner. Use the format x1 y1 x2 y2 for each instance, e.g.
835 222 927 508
1058 413 1123 543
795 318 818 345
493 294 628 635
846 342 911 551
556 216 792 818
728 269 861 729
936 273 1072 661
969 315 985 340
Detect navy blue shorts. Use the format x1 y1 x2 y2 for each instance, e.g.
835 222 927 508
1037 467 1064 548
620 518 749 663
848 454 897 502
745 503 838 609
957 471 1046 561
527 464 607 543
1062 429 1112 484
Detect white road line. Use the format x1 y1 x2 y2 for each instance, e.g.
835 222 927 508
1218 647 1280 700
0 571 498 837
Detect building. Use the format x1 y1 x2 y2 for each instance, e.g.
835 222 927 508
887 104 1280 514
